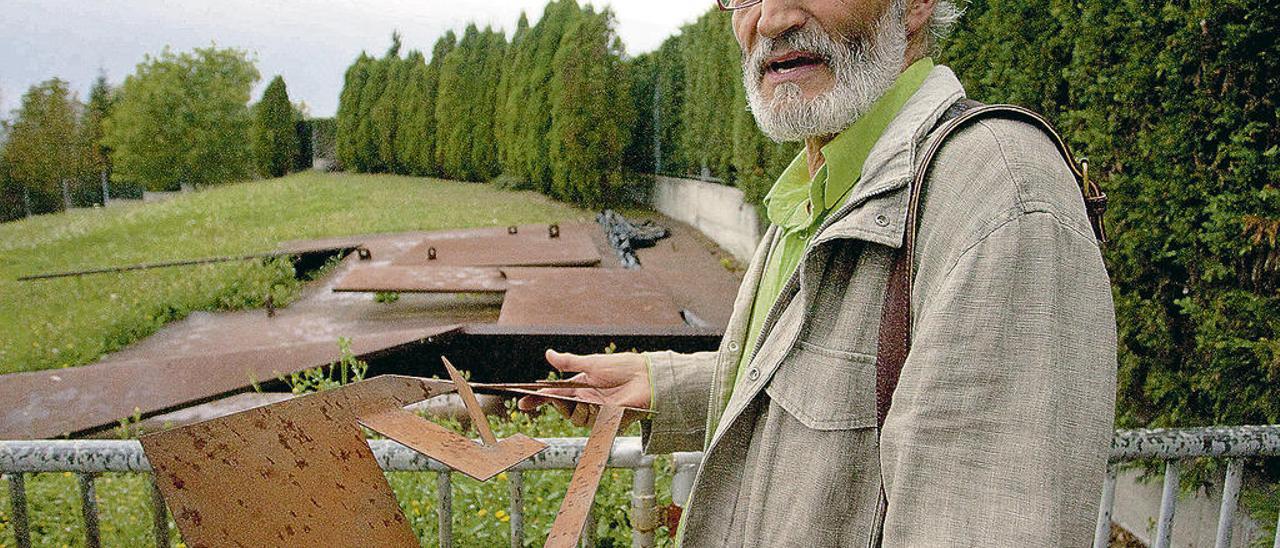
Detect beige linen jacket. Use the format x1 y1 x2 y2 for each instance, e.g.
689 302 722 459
642 66 1116 547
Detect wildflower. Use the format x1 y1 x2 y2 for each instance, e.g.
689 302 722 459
496 472 508 482
477 508 487 517
495 510 507 520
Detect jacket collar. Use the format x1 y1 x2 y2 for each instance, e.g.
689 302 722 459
813 65 967 249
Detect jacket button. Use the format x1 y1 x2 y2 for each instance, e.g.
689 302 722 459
875 214 890 227
728 341 740 352
748 368 760 381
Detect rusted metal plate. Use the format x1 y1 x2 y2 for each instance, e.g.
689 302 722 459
545 405 626 548
498 268 686 327
141 376 455 548
333 265 508 293
0 327 459 439
358 408 545 481
393 230 600 267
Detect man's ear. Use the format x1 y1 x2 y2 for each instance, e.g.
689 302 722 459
905 0 937 38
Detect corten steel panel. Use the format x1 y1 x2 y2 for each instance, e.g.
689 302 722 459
497 268 687 327
357 408 545 481
393 230 601 267
142 376 457 548
545 405 626 548
333 265 509 293
0 327 460 439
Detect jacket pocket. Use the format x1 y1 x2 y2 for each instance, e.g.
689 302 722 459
765 340 877 430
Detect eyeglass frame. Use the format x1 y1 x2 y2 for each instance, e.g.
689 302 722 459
717 0 763 11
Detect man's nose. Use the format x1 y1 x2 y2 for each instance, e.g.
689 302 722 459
756 0 809 40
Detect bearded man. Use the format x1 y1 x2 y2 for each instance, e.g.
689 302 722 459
522 0 1117 545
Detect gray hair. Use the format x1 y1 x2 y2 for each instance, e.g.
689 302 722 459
928 1 965 48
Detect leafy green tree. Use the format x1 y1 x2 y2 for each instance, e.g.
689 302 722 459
494 13 530 174
251 75 299 178
419 32 456 176
679 10 738 179
548 7 632 205
652 35 688 176
371 48 409 172
435 25 506 181
104 46 259 190
1 78 88 213
510 0 582 190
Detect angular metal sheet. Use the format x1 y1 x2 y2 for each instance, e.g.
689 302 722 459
0 327 460 439
545 405 626 548
333 266 508 293
142 376 455 548
497 268 686 327
393 230 601 267
358 408 545 481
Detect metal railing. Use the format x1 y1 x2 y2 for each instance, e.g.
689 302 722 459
1094 425 1280 548
2 427 1278 548
0 437 697 548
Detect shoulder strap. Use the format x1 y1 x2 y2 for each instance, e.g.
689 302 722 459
873 100 1108 429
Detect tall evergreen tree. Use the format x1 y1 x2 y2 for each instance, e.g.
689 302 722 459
513 0 581 190
495 12 530 174
251 75 299 178
393 51 429 175
335 53 372 170
548 7 632 205
81 71 116 203
419 32 456 176
371 46 409 172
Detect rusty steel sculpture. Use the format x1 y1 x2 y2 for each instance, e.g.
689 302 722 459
141 359 644 547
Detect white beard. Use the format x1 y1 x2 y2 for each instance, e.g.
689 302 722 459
744 3 909 143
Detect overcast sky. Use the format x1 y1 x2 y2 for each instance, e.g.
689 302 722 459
0 0 715 118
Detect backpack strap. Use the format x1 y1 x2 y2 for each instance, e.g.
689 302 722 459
873 100 1108 430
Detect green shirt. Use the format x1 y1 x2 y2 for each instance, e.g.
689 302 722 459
731 58 934 393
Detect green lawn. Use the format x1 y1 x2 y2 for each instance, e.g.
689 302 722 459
0 172 592 375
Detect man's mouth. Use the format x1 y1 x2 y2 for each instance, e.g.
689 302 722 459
765 51 827 76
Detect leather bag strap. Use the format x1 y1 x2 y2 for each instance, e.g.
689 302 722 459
873 100 1108 430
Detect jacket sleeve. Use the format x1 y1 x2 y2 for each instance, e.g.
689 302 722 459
640 350 718 454
878 210 1117 546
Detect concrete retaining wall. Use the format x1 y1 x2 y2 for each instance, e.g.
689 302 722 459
652 175 763 262
1112 468 1265 547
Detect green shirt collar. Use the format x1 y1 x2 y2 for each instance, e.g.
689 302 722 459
764 58 934 230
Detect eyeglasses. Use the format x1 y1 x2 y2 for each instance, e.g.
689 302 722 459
717 0 762 10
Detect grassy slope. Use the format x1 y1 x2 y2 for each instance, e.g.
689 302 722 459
0 172 591 375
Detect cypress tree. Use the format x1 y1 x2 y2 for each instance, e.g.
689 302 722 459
335 53 371 171
494 13 530 175
515 0 581 191
394 51 429 175
251 75 299 178
371 48 408 172
435 24 481 180
548 7 632 205
82 72 116 203
420 32 456 176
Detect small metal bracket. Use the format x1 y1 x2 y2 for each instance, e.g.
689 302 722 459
427 247 437 261
507 225 519 235
356 247 372 261
548 224 560 239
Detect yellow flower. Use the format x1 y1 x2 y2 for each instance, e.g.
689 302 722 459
477 508 488 517
496 472 508 482
500 514 511 523
495 510 507 520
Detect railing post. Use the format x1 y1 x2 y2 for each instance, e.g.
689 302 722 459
671 452 700 509
78 472 102 548
5 473 32 548
508 471 524 548
437 471 453 548
1214 459 1243 548
150 473 171 548
1093 462 1118 548
631 457 657 548
1154 460 1180 548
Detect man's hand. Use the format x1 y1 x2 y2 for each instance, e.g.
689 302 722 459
517 349 651 427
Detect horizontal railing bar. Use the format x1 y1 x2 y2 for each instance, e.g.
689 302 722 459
1110 425 1280 461
0 437 648 474
3 425 1278 475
